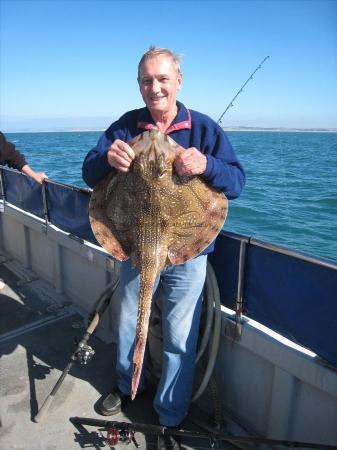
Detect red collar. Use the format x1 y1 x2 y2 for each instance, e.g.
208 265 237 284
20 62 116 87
137 109 191 135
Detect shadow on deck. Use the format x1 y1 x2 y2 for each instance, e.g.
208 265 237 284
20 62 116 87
0 251 222 450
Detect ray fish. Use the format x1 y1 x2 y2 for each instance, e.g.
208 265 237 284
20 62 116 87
89 129 228 399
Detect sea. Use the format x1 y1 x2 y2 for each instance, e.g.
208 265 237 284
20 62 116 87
6 130 337 264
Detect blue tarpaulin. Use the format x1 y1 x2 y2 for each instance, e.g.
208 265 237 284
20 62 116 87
210 232 337 367
46 182 98 244
0 168 97 244
1 169 44 218
244 244 337 366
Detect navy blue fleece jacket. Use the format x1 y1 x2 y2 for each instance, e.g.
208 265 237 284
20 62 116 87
82 101 245 254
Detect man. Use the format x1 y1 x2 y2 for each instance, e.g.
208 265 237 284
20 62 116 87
0 132 47 185
82 47 245 450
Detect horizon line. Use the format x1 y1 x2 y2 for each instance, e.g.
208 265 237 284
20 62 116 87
3 126 337 134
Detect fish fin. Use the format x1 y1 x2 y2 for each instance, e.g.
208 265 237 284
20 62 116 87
167 179 228 265
89 173 129 260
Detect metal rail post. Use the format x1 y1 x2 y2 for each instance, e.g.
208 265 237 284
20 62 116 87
41 181 49 232
0 168 5 213
235 240 247 338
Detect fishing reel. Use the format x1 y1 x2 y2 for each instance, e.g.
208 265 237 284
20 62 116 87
73 341 95 365
105 424 139 447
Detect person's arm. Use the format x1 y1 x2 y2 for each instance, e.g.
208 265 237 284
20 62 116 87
201 129 246 199
0 132 27 169
21 164 48 184
82 115 133 188
0 132 47 184
174 126 245 200
82 133 115 188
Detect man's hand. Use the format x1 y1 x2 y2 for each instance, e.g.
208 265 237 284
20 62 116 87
21 164 48 185
107 139 135 173
174 147 207 176
32 172 48 184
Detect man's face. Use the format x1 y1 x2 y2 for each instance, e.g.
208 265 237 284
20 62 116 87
138 55 182 116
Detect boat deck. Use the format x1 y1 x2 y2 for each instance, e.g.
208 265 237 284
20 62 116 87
0 250 230 450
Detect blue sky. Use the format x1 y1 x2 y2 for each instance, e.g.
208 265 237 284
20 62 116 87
1 0 336 131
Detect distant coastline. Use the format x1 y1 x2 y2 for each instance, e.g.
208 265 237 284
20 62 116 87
223 126 337 133
5 126 337 133
5 128 106 134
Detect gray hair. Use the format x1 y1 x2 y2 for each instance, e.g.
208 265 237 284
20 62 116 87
137 46 182 79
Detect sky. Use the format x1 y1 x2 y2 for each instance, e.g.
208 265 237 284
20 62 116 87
1 0 337 131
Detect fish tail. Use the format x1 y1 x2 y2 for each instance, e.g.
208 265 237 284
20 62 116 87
130 265 157 400
131 335 147 400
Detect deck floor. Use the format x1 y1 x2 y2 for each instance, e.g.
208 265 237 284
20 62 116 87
0 251 234 450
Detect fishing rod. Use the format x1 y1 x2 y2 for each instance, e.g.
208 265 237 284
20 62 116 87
70 417 337 449
33 277 119 423
217 55 270 125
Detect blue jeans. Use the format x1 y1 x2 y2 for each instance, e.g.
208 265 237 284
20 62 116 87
115 254 208 426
